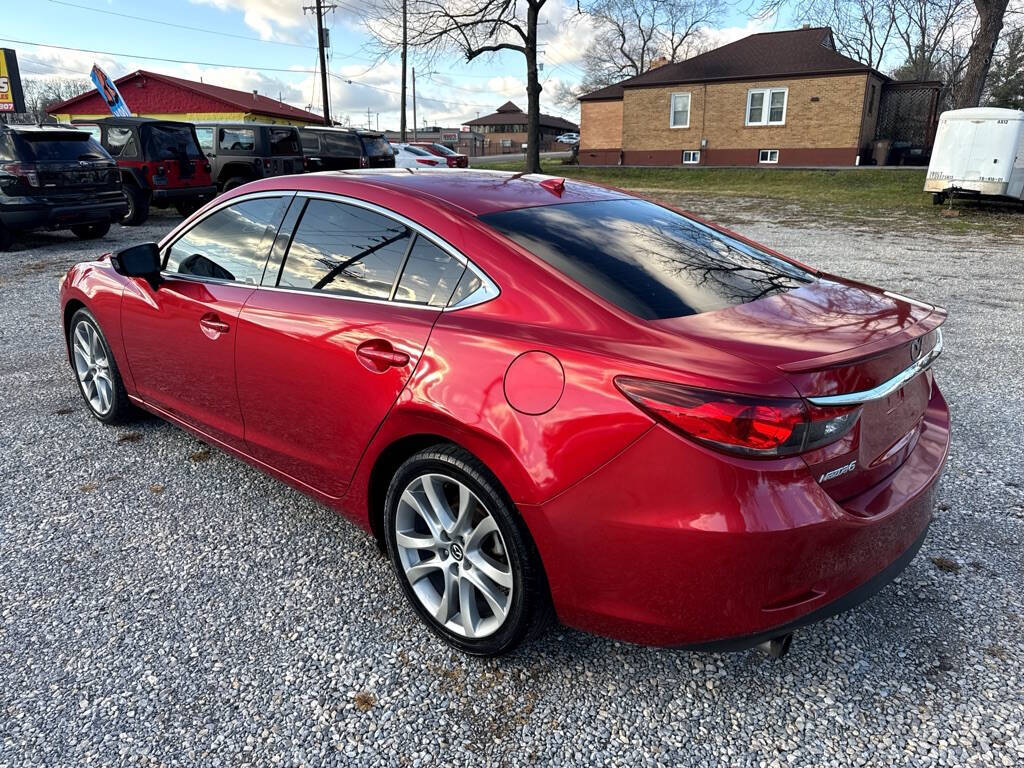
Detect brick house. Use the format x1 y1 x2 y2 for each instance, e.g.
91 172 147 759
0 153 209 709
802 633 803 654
578 27 896 167
464 101 578 154
48 70 323 126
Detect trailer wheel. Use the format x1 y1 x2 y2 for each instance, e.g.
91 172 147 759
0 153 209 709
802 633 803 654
931 193 947 206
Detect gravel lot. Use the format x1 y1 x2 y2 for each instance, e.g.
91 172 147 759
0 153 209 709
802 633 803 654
1 201 1022 768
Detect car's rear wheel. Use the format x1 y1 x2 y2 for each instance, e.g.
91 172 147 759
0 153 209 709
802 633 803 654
384 444 551 656
174 199 200 217
68 308 132 424
71 221 111 240
0 222 12 251
221 177 249 193
121 185 150 226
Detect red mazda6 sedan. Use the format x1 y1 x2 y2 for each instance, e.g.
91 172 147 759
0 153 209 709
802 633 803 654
59 170 949 657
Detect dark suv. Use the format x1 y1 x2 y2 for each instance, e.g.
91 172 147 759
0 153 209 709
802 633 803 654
299 127 395 170
193 123 305 192
0 124 127 251
73 117 215 225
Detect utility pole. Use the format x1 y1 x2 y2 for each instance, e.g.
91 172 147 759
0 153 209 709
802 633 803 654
366 107 372 130
412 66 418 141
304 0 335 125
400 0 407 142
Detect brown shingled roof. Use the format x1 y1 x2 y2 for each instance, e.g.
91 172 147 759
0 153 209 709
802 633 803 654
579 27 881 102
464 102 578 131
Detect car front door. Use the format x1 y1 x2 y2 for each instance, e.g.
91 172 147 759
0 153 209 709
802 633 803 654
120 193 292 445
235 195 468 498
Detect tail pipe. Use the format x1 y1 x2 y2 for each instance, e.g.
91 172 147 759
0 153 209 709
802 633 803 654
756 633 793 659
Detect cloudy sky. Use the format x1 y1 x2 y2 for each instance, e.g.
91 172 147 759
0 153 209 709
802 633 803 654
5 0 786 129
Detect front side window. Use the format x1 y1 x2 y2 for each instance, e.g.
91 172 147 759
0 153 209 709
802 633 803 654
165 196 287 284
394 236 465 306
278 199 411 299
480 198 812 320
106 127 138 158
746 88 787 126
670 92 690 128
220 128 255 152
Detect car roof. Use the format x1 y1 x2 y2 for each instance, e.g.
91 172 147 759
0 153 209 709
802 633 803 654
2 123 92 135
72 117 190 127
248 169 632 216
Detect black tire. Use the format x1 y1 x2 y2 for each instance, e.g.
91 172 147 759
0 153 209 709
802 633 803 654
71 221 111 240
383 444 552 656
221 176 250 193
0 222 12 251
174 199 200 217
68 308 133 424
121 185 150 226
932 192 947 205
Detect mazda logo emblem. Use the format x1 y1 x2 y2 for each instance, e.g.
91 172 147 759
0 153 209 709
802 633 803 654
910 338 923 361
448 542 464 561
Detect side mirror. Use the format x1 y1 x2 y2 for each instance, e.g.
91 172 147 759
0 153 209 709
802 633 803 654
112 242 162 290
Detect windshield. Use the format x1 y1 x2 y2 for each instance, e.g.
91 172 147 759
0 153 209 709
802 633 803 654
143 124 203 160
432 144 458 156
13 132 109 163
480 198 814 320
269 128 301 156
361 136 394 157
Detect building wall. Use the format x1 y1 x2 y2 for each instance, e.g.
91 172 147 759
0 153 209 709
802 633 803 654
581 73 871 166
52 111 248 124
580 99 624 149
857 73 885 150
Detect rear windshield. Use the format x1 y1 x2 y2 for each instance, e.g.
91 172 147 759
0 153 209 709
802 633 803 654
269 128 301 156
480 199 813 320
402 145 431 156
143 124 203 160
432 144 457 156
361 136 394 157
12 132 109 163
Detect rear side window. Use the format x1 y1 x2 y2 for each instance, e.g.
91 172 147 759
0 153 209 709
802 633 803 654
300 133 320 152
480 199 813 320
394 236 465 306
278 199 411 299
361 136 394 157
166 196 287 284
106 127 138 158
12 132 109 162
220 128 254 152
269 128 300 156
323 133 362 155
195 127 214 152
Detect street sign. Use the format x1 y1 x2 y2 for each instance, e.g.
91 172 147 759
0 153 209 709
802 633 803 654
0 49 26 113
90 64 132 117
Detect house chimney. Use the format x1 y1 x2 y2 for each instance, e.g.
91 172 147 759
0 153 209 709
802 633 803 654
649 56 670 70
253 89 258 101
801 23 810 29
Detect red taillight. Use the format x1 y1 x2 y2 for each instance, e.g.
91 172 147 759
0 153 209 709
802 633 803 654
263 159 272 170
416 158 438 166
615 377 859 458
0 162 40 187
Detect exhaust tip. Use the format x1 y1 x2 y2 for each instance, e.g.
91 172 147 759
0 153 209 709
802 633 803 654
756 633 793 659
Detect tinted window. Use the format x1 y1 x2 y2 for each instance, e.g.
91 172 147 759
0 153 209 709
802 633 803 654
395 236 465 306
323 132 362 155
269 128 300 156
432 144 457 156
13 132 109 162
402 145 431 156
220 128 254 152
0 134 14 162
480 199 813 320
300 133 320 151
278 199 410 299
166 197 287 284
106 127 138 158
361 136 394 157
143 124 203 160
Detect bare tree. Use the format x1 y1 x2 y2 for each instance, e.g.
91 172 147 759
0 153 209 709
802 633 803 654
1 77 91 125
985 23 1024 107
956 0 1011 106
758 0 898 68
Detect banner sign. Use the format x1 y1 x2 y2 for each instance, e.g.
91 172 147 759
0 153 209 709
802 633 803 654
441 131 459 142
0 48 26 113
90 64 132 117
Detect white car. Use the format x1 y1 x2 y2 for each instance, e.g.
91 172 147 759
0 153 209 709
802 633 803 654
556 132 580 145
391 143 445 169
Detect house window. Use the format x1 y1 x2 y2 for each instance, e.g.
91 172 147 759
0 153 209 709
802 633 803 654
746 88 787 126
682 150 700 164
758 149 779 164
669 92 690 128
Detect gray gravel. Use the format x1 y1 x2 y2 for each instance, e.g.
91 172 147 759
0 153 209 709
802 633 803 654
1 202 1022 768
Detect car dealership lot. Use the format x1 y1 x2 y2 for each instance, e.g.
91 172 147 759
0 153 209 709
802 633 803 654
1 204 1022 767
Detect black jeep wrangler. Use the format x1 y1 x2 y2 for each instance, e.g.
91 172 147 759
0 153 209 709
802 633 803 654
0 124 127 251
73 117 215 225
299 127 396 170
193 123 306 192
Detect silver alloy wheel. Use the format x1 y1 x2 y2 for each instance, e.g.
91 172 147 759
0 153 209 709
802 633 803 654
72 320 113 416
395 473 514 639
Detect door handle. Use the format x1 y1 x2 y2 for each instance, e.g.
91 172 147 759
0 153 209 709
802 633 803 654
199 314 230 338
356 340 410 372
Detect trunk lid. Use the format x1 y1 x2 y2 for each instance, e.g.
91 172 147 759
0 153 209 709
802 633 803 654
653 277 945 503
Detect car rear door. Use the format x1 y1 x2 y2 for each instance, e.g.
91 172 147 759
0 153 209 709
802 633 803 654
235 194 467 498
120 193 292 444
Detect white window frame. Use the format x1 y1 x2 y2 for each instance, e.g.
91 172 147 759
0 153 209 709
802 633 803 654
746 88 788 126
682 150 700 164
669 92 691 129
758 149 779 164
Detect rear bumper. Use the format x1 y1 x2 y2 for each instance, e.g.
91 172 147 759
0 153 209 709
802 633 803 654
521 385 950 648
151 184 217 204
0 194 128 230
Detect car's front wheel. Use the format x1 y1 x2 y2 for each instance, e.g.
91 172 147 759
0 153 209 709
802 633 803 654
71 221 111 240
68 308 132 424
384 445 550 656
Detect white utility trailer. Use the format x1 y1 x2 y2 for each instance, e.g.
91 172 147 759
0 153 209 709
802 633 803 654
924 107 1024 204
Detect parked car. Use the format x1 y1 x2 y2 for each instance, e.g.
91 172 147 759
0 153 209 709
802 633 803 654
556 132 580 145
193 123 305 192
60 170 948 657
392 143 443 168
300 127 396 170
0 124 127 251
73 117 216 225
410 142 469 168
